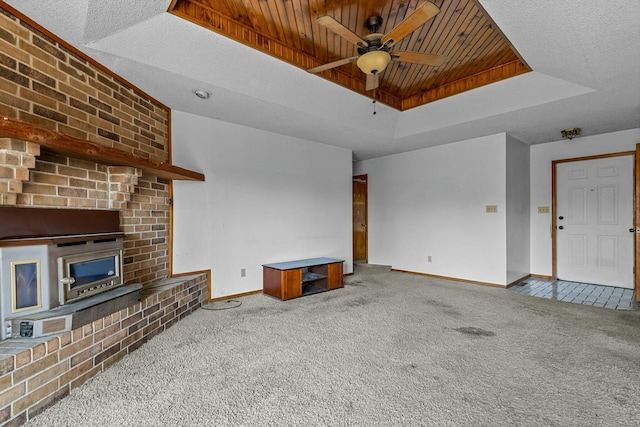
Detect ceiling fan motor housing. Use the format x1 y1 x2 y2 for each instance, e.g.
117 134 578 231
358 36 384 55
365 16 383 33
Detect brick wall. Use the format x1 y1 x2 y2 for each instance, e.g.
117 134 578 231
120 174 171 285
0 5 172 285
0 7 169 163
15 149 170 285
0 273 209 427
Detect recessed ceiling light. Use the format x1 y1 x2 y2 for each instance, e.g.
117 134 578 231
193 89 211 99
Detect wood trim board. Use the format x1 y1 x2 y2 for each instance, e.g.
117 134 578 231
0 117 204 181
391 269 507 288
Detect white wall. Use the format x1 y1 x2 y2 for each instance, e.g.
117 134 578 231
505 134 531 284
530 128 640 276
354 133 509 285
171 111 353 298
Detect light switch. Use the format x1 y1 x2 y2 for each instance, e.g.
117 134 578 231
486 205 498 213
538 206 550 214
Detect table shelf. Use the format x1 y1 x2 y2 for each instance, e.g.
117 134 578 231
262 257 344 301
302 272 327 283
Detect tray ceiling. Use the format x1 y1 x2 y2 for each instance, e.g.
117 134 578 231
169 0 530 110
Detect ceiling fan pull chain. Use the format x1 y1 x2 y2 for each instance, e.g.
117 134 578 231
372 89 377 115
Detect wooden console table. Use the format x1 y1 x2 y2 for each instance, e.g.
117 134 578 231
262 257 344 301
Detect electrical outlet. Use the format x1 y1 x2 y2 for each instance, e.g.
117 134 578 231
486 205 498 213
428 256 432 263
538 206 550 214
240 268 246 277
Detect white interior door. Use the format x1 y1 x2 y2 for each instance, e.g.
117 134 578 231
556 156 634 288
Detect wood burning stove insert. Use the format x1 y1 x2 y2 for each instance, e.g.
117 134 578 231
0 207 141 340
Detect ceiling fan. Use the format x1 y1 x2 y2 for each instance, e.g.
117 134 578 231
308 1 446 91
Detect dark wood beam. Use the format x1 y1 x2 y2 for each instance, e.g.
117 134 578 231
0 117 204 182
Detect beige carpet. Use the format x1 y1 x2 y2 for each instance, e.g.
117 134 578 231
27 265 640 426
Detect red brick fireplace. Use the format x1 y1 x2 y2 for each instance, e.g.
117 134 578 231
0 4 207 426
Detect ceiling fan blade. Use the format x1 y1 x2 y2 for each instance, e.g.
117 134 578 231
366 74 379 91
381 2 440 48
391 51 446 66
307 57 358 74
317 15 368 47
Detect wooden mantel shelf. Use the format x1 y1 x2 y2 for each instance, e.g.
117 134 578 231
0 116 204 181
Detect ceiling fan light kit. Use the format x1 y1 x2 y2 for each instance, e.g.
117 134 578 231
308 1 445 91
357 51 391 75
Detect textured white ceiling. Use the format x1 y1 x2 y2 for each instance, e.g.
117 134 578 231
6 0 640 160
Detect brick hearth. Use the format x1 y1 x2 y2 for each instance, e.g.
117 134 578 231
0 273 208 426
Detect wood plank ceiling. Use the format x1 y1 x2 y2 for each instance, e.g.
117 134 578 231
168 0 530 111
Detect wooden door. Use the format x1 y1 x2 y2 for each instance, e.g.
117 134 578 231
353 175 367 262
556 156 634 288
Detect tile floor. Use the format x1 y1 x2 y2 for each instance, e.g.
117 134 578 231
511 278 637 310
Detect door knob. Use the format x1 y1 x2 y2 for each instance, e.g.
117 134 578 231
558 226 564 230
630 228 635 233
558 216 564 220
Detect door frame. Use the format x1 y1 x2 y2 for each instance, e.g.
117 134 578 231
353 174 368 263
551 149 638 299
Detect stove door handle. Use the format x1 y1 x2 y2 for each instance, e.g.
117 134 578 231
60 277 76 286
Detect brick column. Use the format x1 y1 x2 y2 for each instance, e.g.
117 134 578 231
0 138 39 206
108 166 142 209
